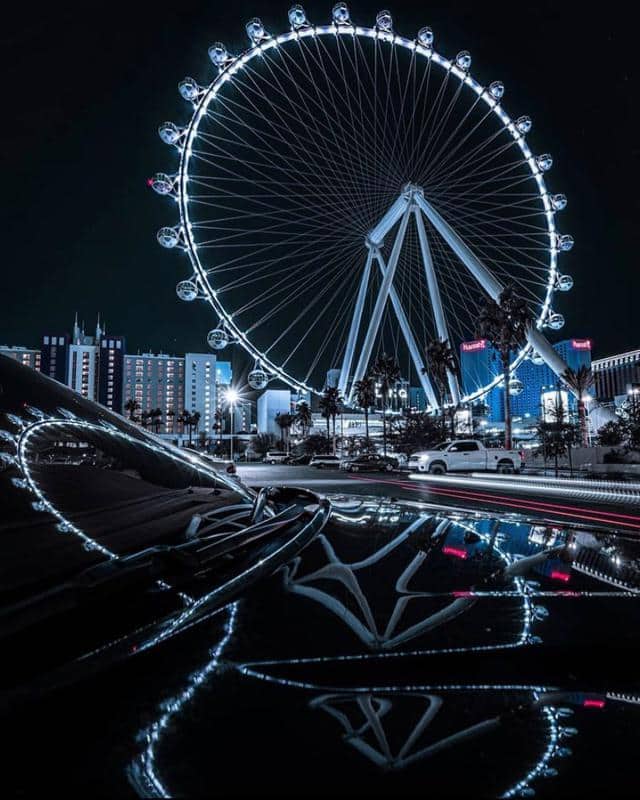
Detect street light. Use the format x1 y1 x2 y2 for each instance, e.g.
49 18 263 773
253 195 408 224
224 387 240 462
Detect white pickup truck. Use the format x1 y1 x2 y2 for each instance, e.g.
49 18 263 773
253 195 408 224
408 440 524 475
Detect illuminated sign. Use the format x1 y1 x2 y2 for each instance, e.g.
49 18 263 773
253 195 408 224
541 389 569 422
571 339 592 351
461 340 487 353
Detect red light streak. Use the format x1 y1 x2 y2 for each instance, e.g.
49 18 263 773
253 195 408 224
551 571 571 582
443 546 468 560
583 698 605 709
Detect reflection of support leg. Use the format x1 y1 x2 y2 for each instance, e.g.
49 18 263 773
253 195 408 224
338 248 373 397
372 249 439 409
414 209 461 405
349 209 411 401
415 193 571 386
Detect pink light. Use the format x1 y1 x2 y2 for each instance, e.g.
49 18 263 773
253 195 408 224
571 339 592 351
453 590 474 598
443 546 468 560
551 570 571 583
461 339 487 352
583 698 605 709
146 178 154 187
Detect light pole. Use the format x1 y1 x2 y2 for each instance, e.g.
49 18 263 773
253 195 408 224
224 387 240 462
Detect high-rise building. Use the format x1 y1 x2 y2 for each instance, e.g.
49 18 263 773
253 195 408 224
460 337 592 422
41 334 70 384
185 353 227 437
593 348 640 402
257 389 292 435
123 353 185 434
0 345 41 371
98 335 126 413
510 339 592 418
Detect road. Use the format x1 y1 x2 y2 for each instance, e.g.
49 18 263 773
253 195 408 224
237 463 640 532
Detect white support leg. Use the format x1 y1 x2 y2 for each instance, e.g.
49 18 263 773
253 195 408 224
414 208 461 406
367 194 410 248
349 208 412 401
338 247 374 397
414 193 571 387
374 251 439 409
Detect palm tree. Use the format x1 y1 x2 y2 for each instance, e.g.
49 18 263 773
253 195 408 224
167 408 175 434
476 284 531 450
371 353 400 456
562 365 594 447
295 401 313 439
140 410 151 430
425 338 458 437
150 407 163 433
319 386 342 454
353 375 377 441
275 412 294 453
180 410 193 445
124 398 140 423
191 411 201 446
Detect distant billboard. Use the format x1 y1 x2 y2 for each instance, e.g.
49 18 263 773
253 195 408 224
571 339 592 351
541 389 569 422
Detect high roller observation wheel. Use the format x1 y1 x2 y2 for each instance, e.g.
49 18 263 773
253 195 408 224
153 5 574 400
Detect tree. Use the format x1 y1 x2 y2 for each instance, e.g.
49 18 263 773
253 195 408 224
319 386 342 454
191 411 201 446
253 432 276 457
140 410 151 430
124 398 140 423
596 420 624 446
371 353 400 456
618 391 640 450
562 365 594 447
476 284 531 450
425 338 458 437
353 375 377 440
303 433 332 455
295 401 313 439
167 408 175 435
275 412 294 453
389 410 448 454
150 407 163 434
535 391 580 476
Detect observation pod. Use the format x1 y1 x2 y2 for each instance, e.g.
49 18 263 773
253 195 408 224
376 10 393 32
515 116 532 135
456 50 472 70
332 2 350 24
158 121 183 145
208 42 230 68
176 280 198 302
248 369 269 390
288 4 308 29
417 26 434 47
179 77 202 102
556 274 574 292
489 81 504 100
508 377 524 396
536 153 553 172
246 18 268 45
207 328 229 350
551 193 568 211
530 351 545 366
149 173 174 195
157 227 181 248
547 312 565 330
557 234 574 252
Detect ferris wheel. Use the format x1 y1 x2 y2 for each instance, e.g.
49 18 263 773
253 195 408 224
153 5 574 404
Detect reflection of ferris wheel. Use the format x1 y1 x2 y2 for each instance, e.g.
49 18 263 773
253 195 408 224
153 5 575 401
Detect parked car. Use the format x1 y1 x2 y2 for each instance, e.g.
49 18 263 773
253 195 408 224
309 454 342 469
341 454 399 473
285 453 312 465
263 450 288 464
408 440 524 475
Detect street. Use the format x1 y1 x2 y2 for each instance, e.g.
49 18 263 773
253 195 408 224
237 463 640 532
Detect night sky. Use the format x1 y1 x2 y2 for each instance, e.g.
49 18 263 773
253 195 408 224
3 0 638 372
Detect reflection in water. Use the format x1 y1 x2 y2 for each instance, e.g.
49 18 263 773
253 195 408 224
128 499 640 798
